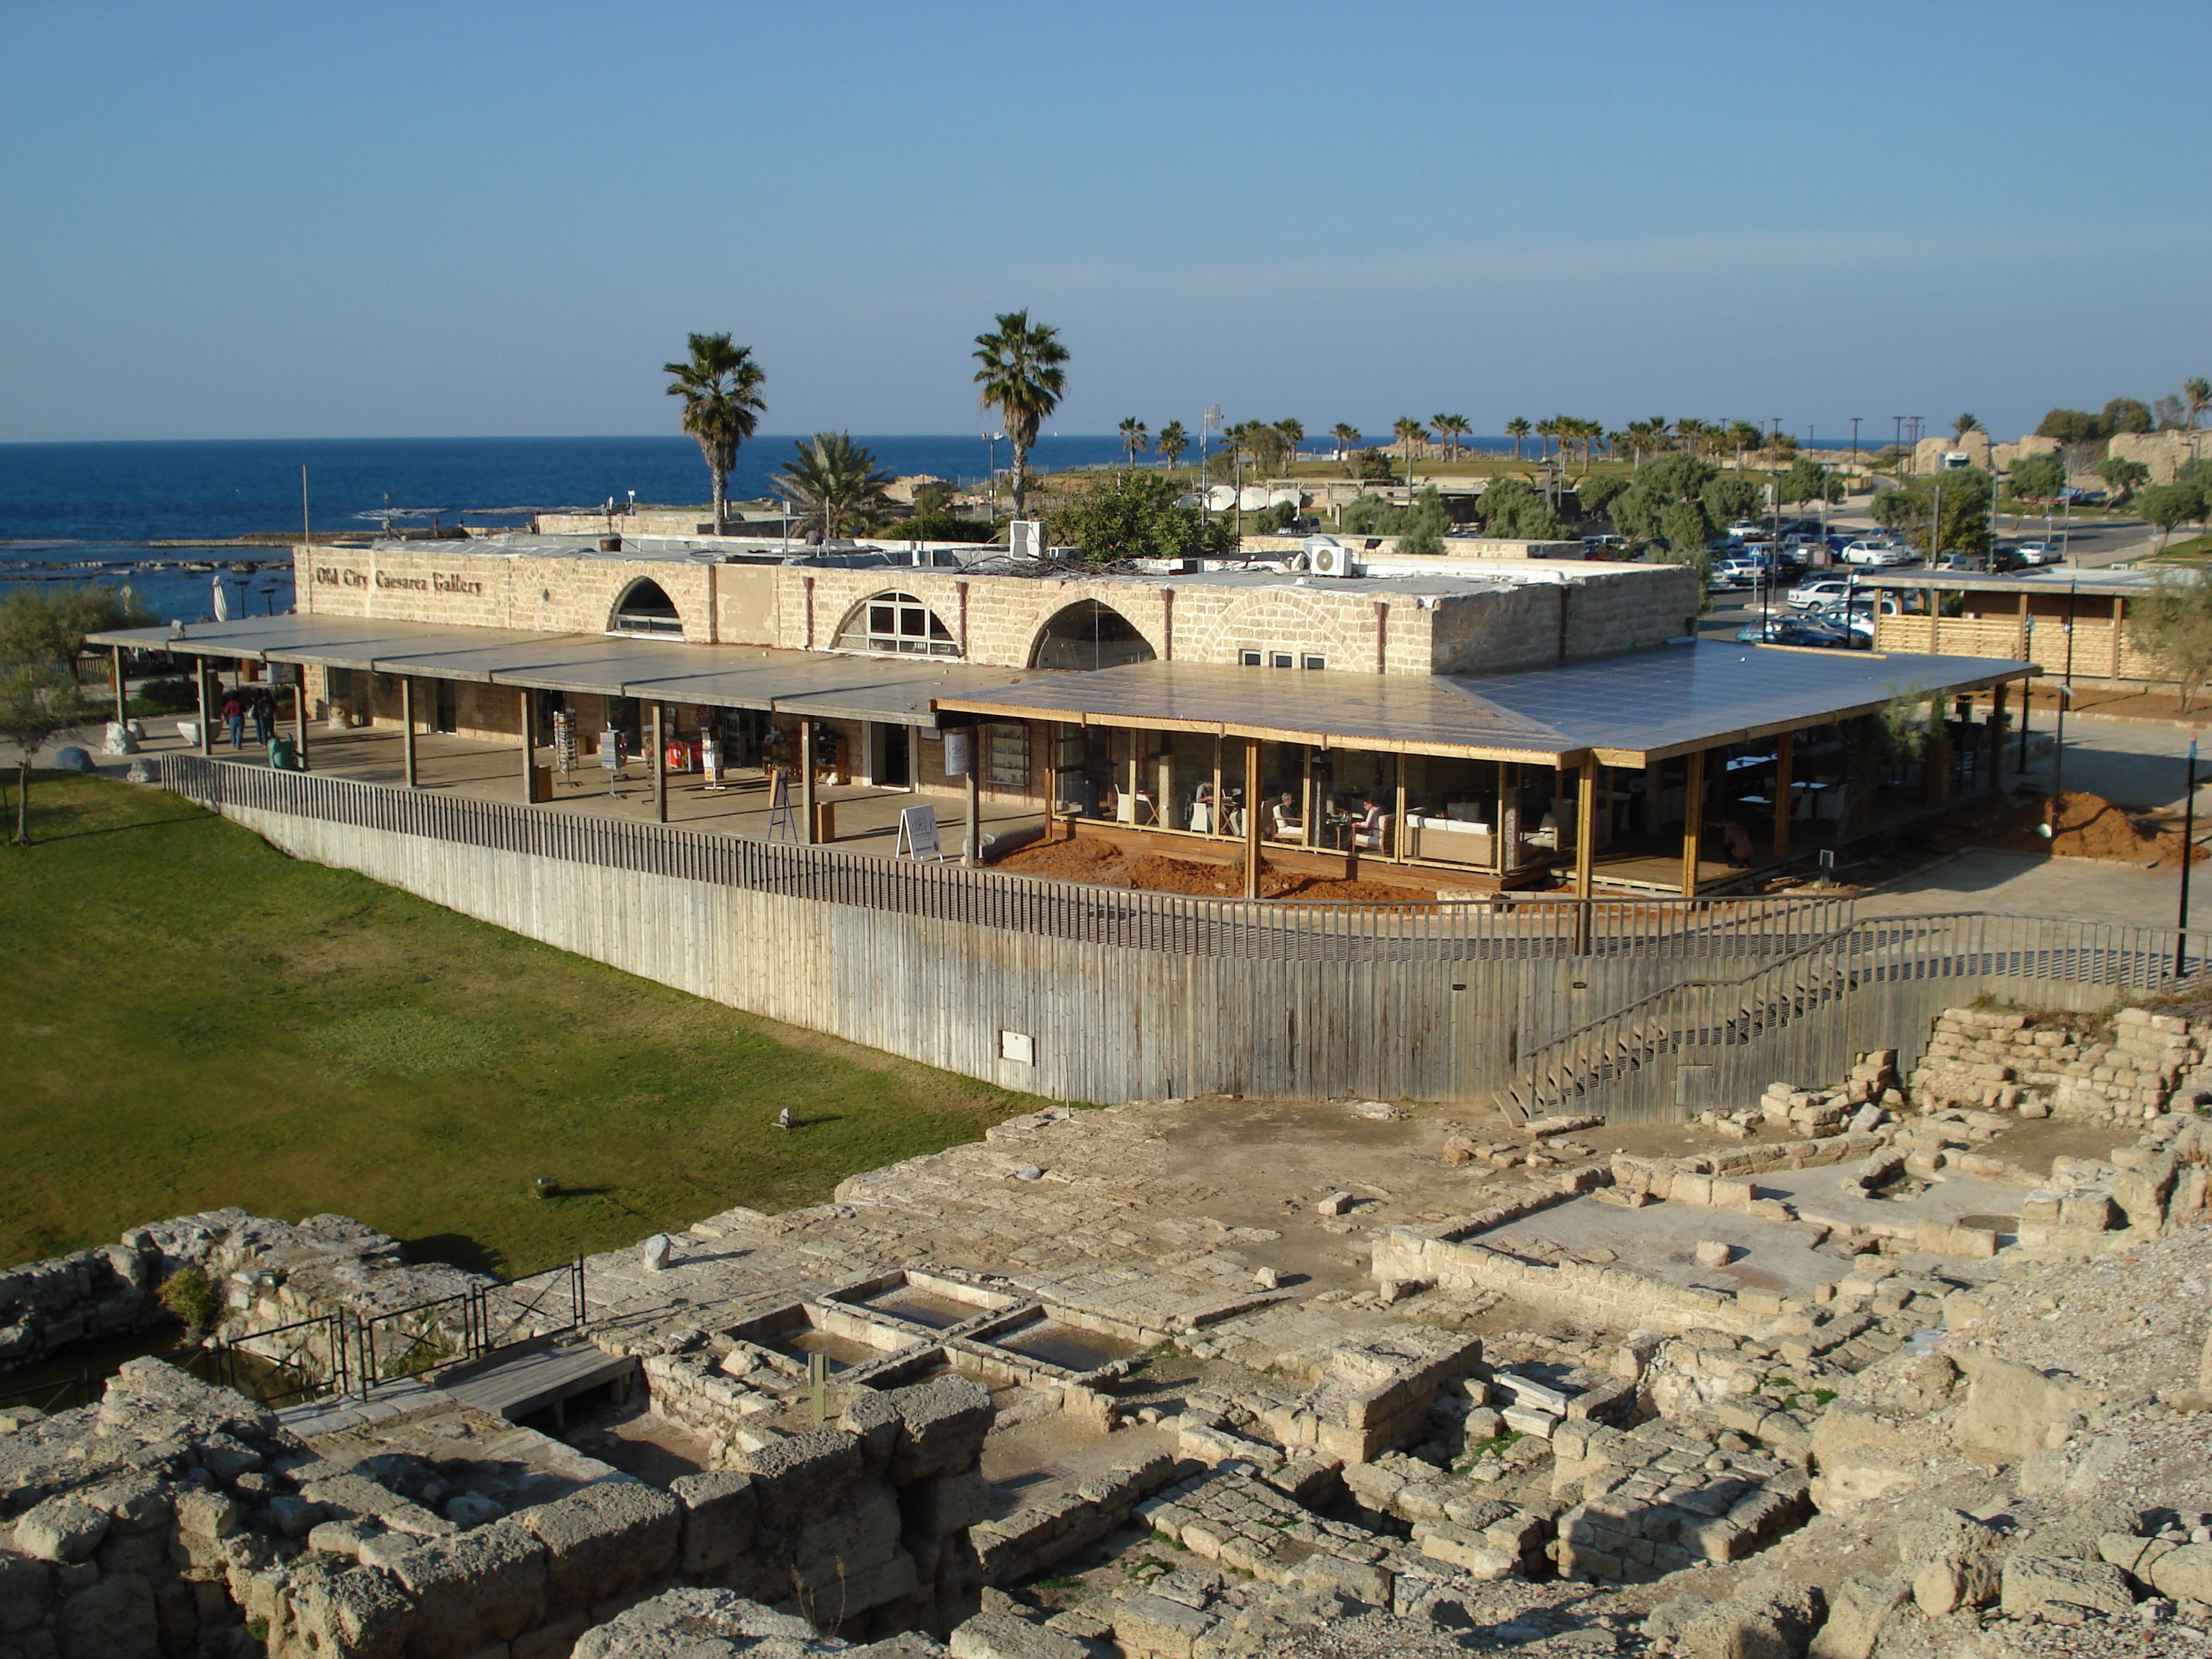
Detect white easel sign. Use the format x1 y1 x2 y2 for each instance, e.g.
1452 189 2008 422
896 804 945 860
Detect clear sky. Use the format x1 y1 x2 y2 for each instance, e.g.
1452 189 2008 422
3 1 2206 445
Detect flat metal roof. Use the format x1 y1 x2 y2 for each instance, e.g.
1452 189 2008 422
86 615 1040 728
1854 567 2167 598
935 642 2037 766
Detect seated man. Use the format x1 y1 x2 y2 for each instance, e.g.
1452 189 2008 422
1269 793 1305 842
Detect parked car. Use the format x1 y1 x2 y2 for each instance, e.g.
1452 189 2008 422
1725 520 1766 541
1789 577 1856 611
1735 615 1850 647
2056 486 2105 505
2015 540 2064 565
1943 547 2028 574
1840 539 1915 567
1708 558 1769 590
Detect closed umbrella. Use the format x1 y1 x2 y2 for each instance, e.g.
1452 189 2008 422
211 575 230 621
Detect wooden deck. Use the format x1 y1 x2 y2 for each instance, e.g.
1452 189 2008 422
438 1340 636 1424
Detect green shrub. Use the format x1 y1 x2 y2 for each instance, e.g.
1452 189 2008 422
134 676 197 711
159 1266 221 1331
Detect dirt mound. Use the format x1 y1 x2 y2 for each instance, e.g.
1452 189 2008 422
996 835 1130 885
1977 788 2207 866
1125 853 1250 896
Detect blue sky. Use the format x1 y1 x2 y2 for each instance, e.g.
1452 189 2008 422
2 1 2206 444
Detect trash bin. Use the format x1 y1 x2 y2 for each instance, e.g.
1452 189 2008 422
812 801 837 842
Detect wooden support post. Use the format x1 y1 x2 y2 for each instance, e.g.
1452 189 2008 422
1926 588 1938 652
2016 591 2030 659
195 662 212 756
1989 683 2008 793
292 668 309 769
1680 749 1706 896
518 691 540 804
1391 757 1407 863
1772 731 1794 858
799 721 817 844
964 764 981 866
1243 737 1262 899
401 678 418 788
651 703 667 824
1573 758 1597 954
2112 595 2126 676
2018 673 2032 773
110 646 126 726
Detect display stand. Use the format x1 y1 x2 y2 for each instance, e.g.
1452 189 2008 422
701 734 726 793
601 725 626 798
765 768 799 842
552 709 577 788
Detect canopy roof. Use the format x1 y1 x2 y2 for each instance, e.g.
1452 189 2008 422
86 615 1042 729
933 642 2036 766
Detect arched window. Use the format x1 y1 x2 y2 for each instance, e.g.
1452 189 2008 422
611 579 682 637
1030 601 1156 672
832 592 959 657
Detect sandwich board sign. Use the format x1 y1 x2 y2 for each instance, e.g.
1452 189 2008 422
896 804 944 860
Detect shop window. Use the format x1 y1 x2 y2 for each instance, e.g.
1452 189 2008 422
1303 654 1326 670
833 592 958 657
611 579 683 637
1271 652 1294 669
1240 649 1262 667
985 724 1030 787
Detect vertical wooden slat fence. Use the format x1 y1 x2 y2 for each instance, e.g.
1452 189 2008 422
156 755 2192 1112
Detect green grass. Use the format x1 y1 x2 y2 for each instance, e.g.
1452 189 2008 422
2146 533 2212 565
0 774 1046 1276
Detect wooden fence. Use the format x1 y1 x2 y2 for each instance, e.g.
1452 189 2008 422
156 756 2186 1112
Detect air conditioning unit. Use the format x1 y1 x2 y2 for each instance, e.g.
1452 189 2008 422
1308 542 1359 577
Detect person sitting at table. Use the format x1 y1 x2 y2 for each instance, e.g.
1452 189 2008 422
1349 795 1388 850
1722 817 1756 868
1269 793 1305 842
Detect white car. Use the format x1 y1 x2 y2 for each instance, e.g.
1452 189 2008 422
1708 558 1769 590
1840 539 1915 567
1789 578 1856 611
2015 541 2064 566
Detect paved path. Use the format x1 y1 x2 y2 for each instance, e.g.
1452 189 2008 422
1860 848 2192 930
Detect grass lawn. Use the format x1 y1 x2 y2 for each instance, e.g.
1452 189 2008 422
0 775 1046 1277
2146 533 2212 565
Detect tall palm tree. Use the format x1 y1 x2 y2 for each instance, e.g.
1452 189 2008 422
1727 421 1761 471
971 310 1068 518
774 432 892 541
1156 421 1189 470
1393 418 1429 482
1275 418 1305 471
1953 413 1982 439
1333 423 1361 460
1506 417 1531 460
663 333 767 533
2186 378 2211 430
1118 418 1149 469
1433 413 1472 461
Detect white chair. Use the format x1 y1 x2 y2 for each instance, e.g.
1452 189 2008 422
1270 804 1306 842
1353 811 1392 852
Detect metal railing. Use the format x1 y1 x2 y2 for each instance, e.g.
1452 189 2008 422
1506 911 2211 1122
156 752 1854 965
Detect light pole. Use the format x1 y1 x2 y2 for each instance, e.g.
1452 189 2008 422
1851 417 1861 468
1892 416 1904 478
2044 577 2079 839
2179 733 2199 979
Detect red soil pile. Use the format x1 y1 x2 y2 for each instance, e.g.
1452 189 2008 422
1976 789 2206 867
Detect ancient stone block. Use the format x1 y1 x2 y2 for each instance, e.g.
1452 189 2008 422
888 1376 994 1483
0 1551 52 1636
671 1471 757 1578
388 1517 551 1657
2000 1553 2136 1619
519 1480 680 1611
948 1610 1092 1659
904 1471 989 1537
55 1573 158 1659
735 1427 867 1528
12 1500 109 1565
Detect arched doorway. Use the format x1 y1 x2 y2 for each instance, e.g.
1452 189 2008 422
1030 600 1156 672
610 579 682 637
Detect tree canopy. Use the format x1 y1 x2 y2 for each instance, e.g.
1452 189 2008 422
2127 569 2212 711
663 333 767 533
2008 453 2067 500
1048 472 1231 565
0 586 151 668
971 310 1068 518
1870 469 1994 559
1776 457 1844 508
773 433 892 541
2138 482 2208 552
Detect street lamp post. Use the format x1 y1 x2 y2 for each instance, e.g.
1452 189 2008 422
1851 417 1861 467
2179 733 2199 979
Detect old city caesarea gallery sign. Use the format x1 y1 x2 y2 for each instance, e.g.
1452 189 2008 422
313 565 485 595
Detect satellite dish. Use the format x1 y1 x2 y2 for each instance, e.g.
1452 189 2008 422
1268 488 1300 508
1174 494 1202 510
1237 486 1267 511
1205 485 1237 512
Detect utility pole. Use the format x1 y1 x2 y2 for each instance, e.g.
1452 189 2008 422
2180 733 2198 979
1851 416 1861 467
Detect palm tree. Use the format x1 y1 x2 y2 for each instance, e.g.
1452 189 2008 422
971 310 1068 518
1118 418 1149 469
1953 413 1982 439
2186 378 2211 430
1433 413 1472 461
1333 423 1361 460
662 333 767 534
1533 418 1559 464
1393 418 1429 482
1275 418 1305 471
1506 417 1531 460
1156 421 1189 471
1727 421 1761 471
775 432 893 541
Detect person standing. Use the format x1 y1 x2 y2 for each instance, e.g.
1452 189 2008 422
251 688 274 745
220 688 246 750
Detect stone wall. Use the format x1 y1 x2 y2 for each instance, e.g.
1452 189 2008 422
1370 1230 1781 1339
1909 1005 2208 1126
